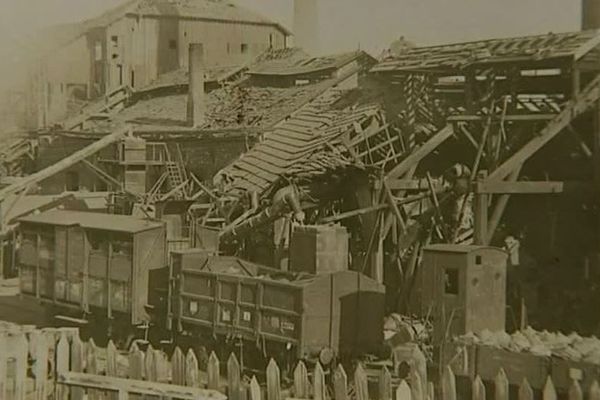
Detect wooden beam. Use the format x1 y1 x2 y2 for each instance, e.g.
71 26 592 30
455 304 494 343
383 180 406 231
58 372 226 400
488 74 600 181
473 171 489 245
476 180 592 194
319 191 434 224
0 127 128 200
485 166 522 245
386 124 454 179
447 114 557 122
385 179 441 191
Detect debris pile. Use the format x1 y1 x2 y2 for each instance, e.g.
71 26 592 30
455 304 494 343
455 327 600 363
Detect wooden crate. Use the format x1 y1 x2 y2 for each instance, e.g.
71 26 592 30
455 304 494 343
550 357 600 392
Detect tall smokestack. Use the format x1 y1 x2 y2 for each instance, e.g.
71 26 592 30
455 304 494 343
187 43 205 128
294 0 320 55
583 0 600 30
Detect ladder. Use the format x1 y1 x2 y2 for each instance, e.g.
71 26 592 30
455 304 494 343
164 143 189 198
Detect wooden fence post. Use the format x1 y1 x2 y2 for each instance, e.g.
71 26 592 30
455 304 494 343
293 360 310 398
228 353 242 400
266 358 281 400
314 362 326 400
519 378 533 400
442 366 456 400
354 363 369 400
207 351 220 390
171 347 185 386
543 376 557 400
472 376 485 400
569 379 583 400
590 380 600 400
55 333 70 400
70 334 85 400
249 376 262 400
494 369 509 400
333 364 348 400
185 348 199 388
397 380 412 400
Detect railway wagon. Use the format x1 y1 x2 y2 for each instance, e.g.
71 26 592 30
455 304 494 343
168 250 386 365
17 210 167 341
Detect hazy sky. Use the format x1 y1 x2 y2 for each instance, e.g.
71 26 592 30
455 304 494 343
0 0 582 55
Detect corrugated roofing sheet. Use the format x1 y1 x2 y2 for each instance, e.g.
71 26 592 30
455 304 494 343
372 30 600 73
19 210 164 234
248 51 363 76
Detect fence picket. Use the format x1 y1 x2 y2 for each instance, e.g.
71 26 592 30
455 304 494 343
333 364 348 400
207 351 220 390
589 380 600 400
106 340 119 400
55 332 70 400
171 347 185 386
266 358 281 400
354 363 369 400
472 376 485 400
379 366 392 400
442 366 456 400
14 333 29 400
249 376 262 400
543 377 557 400
185 348 199 388
519 378 533 400
86 338 102 400
0 334 6 400
494 369 509 400
314 362 327 400
293 360 310 398
569 379 583 400
428 382 435 400
70 334 85 400
228 353 242 400
33 331 48 400
414 346 428 399
410 365 424 400
396 380 412 400
145 345 158 382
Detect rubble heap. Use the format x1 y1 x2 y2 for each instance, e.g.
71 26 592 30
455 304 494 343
455 327 600 363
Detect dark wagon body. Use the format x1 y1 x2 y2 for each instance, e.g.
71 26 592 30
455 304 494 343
168 251 386 360
17 210 167 330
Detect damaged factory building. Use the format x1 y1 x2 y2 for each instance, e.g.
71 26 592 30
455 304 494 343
2 0 600 399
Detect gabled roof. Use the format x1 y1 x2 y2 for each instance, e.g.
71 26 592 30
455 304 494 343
19 210 164 234
372 30 600 74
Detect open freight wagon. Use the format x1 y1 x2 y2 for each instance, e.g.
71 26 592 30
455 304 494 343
17 210 167 340
168 249 386 365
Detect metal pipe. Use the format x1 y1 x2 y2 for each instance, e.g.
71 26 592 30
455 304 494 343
187 43 206 127
583 0 600 29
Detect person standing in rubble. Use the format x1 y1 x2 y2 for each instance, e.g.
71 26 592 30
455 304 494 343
443 163 473 240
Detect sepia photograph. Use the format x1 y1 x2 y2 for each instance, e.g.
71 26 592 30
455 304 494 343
0 0 595 399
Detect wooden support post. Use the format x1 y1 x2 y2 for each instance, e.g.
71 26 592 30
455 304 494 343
573 66 581 98
485 165 522 244
473 171 489 245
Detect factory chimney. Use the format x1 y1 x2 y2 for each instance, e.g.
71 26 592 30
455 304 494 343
187 43 205 128
294 0 320 55
583 0 600 29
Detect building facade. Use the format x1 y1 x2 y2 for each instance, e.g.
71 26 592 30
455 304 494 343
24 0 290 129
